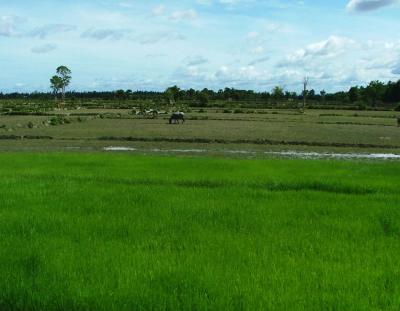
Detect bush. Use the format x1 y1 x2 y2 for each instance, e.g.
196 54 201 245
50 116 61 126
395 104 400 112
233 109 244 114
223 109 232 113
50 115 70 126
27 121 34 129
357 103 367 111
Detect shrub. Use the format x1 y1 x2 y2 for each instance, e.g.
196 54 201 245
50 115 70 126
358 103 367 110
395 104 400 112
234 109 244 114
50 116 61 126
27 122 34 129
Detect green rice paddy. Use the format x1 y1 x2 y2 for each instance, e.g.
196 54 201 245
0 153 399 310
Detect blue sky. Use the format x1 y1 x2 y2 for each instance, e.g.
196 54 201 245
1 0 400 93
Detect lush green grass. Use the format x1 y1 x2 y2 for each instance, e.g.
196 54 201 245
0 153 399 310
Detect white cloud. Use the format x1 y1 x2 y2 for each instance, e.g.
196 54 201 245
31 43 57 54
278 36 357 67
170 9 197 21
118 2 135 8
29 24 77 39
152 5 166 16
248 56 269 66
247 31 259 39
252 46 265 54
0 15 24 37
306 36 356 57
347 0 398 12
81 28 132 40
136 31 186 45
183 55 208 66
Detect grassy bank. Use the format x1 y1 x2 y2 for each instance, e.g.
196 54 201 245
0 153 399 310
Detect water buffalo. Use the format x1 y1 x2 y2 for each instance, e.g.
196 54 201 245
169 112 185 124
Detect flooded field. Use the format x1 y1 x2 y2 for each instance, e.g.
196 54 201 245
103 145 400 160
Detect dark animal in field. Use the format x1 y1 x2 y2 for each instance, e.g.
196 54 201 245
169 112 185 124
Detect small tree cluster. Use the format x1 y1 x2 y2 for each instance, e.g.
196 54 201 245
50 66 72 104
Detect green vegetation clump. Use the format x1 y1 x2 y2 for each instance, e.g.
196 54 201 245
357 102 367 110
0 153 399 310
50 115 71 126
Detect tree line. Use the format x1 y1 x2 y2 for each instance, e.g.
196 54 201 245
1 71 400 108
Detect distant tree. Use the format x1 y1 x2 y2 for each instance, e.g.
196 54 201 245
187 88 196 100
320 90 326 103
272 86 284 100
165 85 181 104
196 90 209 107
51 66 72 103
115 89 126 102
348 86 359 103
365 81 386 107
50 75 63 103
125 89 133 99
223 87 233 101
308 89 316 100
384 81 400 103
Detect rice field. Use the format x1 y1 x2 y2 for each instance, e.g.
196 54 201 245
0 153 399 310
1 108 399 154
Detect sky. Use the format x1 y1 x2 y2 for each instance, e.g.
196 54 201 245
1 0 400 93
